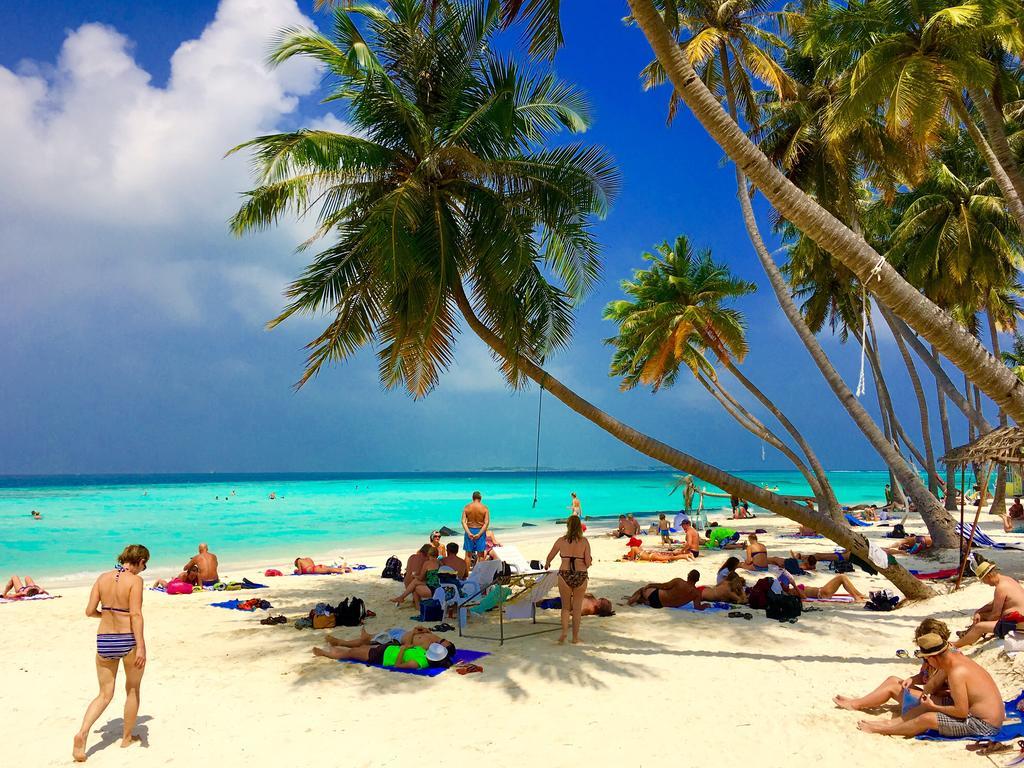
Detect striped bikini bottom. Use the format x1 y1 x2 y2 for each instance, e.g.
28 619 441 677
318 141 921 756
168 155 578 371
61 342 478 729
97 633 136 660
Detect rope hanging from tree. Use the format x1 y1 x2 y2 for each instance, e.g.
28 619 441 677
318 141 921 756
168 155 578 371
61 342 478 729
532 371 546 508
855 259 887 398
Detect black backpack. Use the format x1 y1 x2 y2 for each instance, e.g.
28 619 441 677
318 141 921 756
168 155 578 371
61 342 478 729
381 555 403 581
334 597 366 626
864 590 900 612
766 592 802 622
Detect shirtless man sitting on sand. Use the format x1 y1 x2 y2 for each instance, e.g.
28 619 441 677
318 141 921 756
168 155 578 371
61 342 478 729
183 543 219 585
882 534 933 555
740 534 785 572
853 632 1004 739
462 491 490 570
626 577 705 610
953 561 1024 648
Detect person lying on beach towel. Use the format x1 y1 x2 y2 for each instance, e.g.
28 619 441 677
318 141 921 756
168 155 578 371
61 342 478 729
882 535 933 556
953 561 1024 648
716 557 741 584
777 570 867 602
852 632 1004 739
835 618 954 712
695 571 746 604
294 557 351 575
538 594 616 617
3 575 47 599
740 534 785 572
338 625 444 650
625 577 705 609
313 628 456 670
623 541 693 562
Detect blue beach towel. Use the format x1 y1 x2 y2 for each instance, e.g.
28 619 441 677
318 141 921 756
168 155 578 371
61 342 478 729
844 513 872 527
917 691 1024 742
673 601 732 613
780 533 825 539
337 648 489 677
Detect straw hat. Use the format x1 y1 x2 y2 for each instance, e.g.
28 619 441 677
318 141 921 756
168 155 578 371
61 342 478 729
426 642 449 662
975 561 999 580
914 633 949 658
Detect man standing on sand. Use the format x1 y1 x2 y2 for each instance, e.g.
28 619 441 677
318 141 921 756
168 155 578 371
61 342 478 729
853 632 1003 738
953 561 1024 647
462 491 490 570
183 543 219 586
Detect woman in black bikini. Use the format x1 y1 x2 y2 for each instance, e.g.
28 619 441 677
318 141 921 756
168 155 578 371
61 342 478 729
73 544 149 762
545 516 592 645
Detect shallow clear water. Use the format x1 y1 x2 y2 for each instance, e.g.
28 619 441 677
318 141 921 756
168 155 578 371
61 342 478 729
0 470 903 579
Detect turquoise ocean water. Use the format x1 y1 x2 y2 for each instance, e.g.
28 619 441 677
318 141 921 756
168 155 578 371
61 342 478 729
0 470 902 581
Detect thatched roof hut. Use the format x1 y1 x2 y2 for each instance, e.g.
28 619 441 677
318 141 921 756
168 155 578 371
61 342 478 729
941 426 1024 468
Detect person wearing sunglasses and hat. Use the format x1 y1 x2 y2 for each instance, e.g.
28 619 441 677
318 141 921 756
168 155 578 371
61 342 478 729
855 632 1003 738
953 561 1024 648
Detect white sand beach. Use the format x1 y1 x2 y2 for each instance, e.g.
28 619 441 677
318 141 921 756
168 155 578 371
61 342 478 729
2 513 1022 767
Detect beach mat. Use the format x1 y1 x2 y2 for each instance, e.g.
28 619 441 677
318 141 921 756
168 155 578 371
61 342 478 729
780 533 825 539
291 566 372 576
153 581 268 594
337 648 489 677
0 593 60 604
802 595 855 603
641 601 732 613
917 691 1024 742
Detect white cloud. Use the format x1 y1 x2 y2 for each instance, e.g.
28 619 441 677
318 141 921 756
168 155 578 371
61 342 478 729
0 0 324 326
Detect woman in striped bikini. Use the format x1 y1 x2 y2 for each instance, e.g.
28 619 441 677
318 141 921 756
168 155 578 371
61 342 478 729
73 544 149 762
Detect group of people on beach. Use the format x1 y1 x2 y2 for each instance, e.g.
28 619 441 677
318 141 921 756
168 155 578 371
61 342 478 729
67 483 1024 761
830 559 1024 739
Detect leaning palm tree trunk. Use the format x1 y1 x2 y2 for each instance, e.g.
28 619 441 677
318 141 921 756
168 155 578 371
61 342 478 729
625 0 1024 422
699 374 824 499
986 309 1008 515
451 281 934 599
951 96 1024 232
932 345 958 511
969 89 1024 228
712 42 956 547
888 314 992 431
879 308 938 494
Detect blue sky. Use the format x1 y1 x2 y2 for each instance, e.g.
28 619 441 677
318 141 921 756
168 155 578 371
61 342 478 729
0 0 992 474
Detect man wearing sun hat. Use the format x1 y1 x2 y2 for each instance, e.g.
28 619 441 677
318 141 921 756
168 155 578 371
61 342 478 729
953 560 1024 648
856 632 1004 738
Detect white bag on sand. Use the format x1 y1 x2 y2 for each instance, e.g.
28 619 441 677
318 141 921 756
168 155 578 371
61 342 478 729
867 542 888 570
1002 632 1024 657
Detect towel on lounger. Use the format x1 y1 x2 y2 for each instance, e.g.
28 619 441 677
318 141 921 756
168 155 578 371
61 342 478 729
0 593 60 604
337 648 489 677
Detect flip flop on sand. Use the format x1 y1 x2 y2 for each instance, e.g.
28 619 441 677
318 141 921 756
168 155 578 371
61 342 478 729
456 663 483 675
728 611 753 620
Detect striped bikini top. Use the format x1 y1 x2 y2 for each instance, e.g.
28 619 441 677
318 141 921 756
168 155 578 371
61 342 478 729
103 565 130 612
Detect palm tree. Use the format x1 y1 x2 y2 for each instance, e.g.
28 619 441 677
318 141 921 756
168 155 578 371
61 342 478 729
807 0 1024 230
634 0 958 544
1002 332 1024 379
232 0 933 597
603 236 839 512
499 0 1024 422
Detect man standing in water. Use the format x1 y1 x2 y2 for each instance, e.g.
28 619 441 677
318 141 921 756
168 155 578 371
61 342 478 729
462 491 490 570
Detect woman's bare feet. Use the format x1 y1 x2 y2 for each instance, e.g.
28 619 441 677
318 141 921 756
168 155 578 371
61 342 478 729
557 633 566 645
571 636 582 645
325 635 341 646
312 646 328 657
119 735 141 749
73 733 87 762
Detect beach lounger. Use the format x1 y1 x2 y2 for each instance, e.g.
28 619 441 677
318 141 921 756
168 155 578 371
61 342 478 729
844 513 872 527
956 523 1022 550
458 570 560 645
337 648 490 677
490 545 534 574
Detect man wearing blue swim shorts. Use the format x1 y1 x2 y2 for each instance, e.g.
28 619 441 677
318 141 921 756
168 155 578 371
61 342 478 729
462 491 490 570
